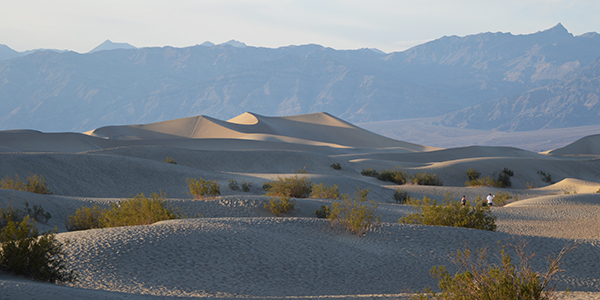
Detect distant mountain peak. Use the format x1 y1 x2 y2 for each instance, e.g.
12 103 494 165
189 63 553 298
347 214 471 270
89 39 137 53
198 41 215 47
220 40 247 48
537 23 572 37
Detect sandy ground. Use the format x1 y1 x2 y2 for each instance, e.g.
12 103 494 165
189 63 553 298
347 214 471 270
1 112 600 299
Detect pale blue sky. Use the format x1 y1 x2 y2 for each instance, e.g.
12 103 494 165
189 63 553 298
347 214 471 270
1 0 599 53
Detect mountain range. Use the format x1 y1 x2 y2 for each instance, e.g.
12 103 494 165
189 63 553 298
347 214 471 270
0 23 599 133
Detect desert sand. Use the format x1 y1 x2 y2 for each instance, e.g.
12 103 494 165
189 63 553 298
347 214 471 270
1 112 600 299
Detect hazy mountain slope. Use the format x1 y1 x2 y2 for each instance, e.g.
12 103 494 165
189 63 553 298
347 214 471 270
0 44 20 61
437 56 600 131
1 24 599 132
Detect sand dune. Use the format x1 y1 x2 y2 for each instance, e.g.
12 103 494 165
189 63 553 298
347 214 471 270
1 112 600 299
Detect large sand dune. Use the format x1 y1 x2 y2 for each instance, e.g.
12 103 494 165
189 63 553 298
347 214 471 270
1 112 600 299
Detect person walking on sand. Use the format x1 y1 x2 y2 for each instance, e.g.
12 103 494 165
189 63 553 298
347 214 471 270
461 195 466 207
487 193 494 207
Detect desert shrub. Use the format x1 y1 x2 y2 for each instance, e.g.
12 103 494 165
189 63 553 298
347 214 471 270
265 175 312 198
495 168 514 188
361 168 379 178
162 157 177 164
466 168 514 188
0 174 52 195
262 181 273 191
467 168 481 181
378 168 409 185
0 216 76 283
413 242 577 300
399 194 496 231
393 189 411 204
330 163 341 170
310 183 340 199
264 196 296 216
65 206 104 231
187 177 221 199
410 171 443 186
315 205 331 218
537 171 552 183
493 191 517 207
241 181 253 192
0 202 51 229
102 192 180 228
228 179 240 191
328 188 380 237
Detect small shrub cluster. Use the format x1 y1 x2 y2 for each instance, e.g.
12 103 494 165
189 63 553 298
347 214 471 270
310 183 340 199
328 188 380 237
413 242 577 300
1 202 51 229
65 192 180 231
399 194 496 231
0 216 76 284
378 168 409 185
393 189 411 204
264 196 296 216
0 174 52 195
537 171 552 183
187 177 221 199
467 168 481 181
262 181 273 191
492 191 517 207
330 163 341 170
410 171 443 186
229 180 253 192
265 175 312 198
315 205 331 218
162 157 177 164
360 168 379 178
465 168 514 188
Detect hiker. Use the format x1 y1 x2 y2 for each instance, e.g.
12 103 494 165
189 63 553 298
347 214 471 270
461 195 466 207
486 193 494 207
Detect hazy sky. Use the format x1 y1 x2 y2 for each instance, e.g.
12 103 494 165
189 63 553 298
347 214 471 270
2 0 599 53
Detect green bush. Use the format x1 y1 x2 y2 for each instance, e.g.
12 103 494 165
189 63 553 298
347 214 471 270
262 181 273 191
315 205 331 218
330 163 342 170
0 216 76 283
361 168 379 178
187 177 221 199
264 196 296 216
102 192 180 228
1 202 51 229
466 168 514 188
65 206 104 231
378 168 409 185
296 166 308 174
399 194 496 231
310 183 340 199
467 168 481 181
410 171 443 186
0 174 52 195
162 157 177 164
493 191 517 207
393 189 410 204
328 188 380 237
265 175 312 198
66 193 180 231
228 179 240 191
537 171 552 183
413 242 576 300
241 181 253 192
